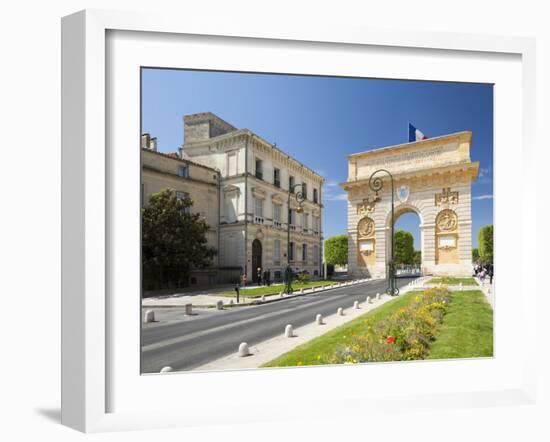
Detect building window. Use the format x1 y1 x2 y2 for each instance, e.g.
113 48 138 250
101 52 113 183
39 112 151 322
313 216 320 234
227 152 237 176
274 168 281 188
254 197 264 223
302 244 307 262
289 175 295 193
313 244 319 265
224 193 237 223
178 165 189 178
273 203 282 227
288 208 295 227
303 213 309 231
289 242 295 261
255 159 263 180
176 191 191 214
274 239 281 265
313 188 318 203
302 182 308 199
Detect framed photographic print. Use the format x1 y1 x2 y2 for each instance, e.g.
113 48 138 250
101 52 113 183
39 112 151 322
61 9 537 433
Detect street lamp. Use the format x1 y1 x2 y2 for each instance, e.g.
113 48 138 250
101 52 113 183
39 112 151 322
284 183 306 294
368 169 399 296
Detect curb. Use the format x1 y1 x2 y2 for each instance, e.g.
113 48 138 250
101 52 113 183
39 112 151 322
142 279 373 309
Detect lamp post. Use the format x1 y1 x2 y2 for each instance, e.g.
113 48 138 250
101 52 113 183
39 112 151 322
284 183 306 294
368 169 399 296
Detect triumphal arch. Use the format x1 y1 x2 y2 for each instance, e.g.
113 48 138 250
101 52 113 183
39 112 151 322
342 132 479 278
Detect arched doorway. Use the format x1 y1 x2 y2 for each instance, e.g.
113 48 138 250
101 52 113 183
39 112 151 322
391 206 423 277
251 239 262 283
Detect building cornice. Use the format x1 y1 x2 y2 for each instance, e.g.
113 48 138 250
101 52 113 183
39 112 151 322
347 131 472 160
340 161 479 191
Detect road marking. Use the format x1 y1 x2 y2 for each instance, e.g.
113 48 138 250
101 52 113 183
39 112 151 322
142 281 388 353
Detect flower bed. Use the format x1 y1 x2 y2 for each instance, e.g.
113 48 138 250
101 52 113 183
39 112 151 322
324 288 452 364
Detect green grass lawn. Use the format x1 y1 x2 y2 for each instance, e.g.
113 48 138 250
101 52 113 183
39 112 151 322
217 280 338 298
263 291 417 367
428 290 493 359
428 277 477 285
264 289 493 367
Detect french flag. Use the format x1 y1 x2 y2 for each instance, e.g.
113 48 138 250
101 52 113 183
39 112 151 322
408 123 428 142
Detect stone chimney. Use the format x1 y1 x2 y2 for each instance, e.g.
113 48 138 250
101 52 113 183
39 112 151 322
183 112 237 144
141 133 157 151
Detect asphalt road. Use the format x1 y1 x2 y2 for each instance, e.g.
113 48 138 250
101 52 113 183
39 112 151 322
141 277 417 372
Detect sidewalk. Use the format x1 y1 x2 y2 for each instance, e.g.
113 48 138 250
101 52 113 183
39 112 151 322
142 278 373 308
195 280 421 371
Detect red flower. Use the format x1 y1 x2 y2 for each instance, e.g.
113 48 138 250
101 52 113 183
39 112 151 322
386 336 395 344
386 348 390 353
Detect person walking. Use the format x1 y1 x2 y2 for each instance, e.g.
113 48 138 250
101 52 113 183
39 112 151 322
256 267 262 286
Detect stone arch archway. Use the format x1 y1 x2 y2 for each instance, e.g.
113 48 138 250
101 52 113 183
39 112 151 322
384 203 424 273
343 132 478 278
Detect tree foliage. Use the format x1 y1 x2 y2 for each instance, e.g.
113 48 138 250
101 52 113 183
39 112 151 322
472 248 480 262
142 189 216 288
394 230 415 265
413 250 422 266
324 234 348 266
477 225 493 264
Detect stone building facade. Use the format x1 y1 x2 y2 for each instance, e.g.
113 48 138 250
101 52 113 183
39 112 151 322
141 134 221 287
342 132 479 278
180 112 324 283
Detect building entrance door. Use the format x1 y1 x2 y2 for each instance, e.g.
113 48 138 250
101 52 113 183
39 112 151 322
252 239 262 283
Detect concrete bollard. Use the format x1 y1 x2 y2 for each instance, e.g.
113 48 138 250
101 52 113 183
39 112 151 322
366 295 371 304
229 299 234 305
280 292 284 298
144 310 155 323
261 295 266 302
185 303 193 315
160 366 174 373
316 314 323 325
300 288 304 294
216 300 223 310
353 300 360 309
376 293 381 300
337 307 344 316
285 324 294 338
238 342 250 357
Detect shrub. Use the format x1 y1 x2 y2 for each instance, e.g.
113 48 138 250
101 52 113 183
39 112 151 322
325 288 451 364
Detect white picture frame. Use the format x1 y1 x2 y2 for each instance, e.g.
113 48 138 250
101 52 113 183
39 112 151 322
61 9 537 433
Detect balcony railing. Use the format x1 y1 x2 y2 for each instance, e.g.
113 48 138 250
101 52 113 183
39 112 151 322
254 216 265 224
273 220 282 228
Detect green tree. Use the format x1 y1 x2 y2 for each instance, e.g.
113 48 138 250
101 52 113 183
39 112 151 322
394 230 415 265
324 234 348 266
413 250 422 266
142 189 216 288
472 248 480 262
477 225 493 264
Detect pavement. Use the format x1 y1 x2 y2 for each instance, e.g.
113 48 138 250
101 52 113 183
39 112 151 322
141 277 417 373
141 280 355 308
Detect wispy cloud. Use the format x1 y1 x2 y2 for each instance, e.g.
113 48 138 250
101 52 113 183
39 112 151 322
472 194 493 201
324 179 342 188
324 193 348 202
479 167 490 178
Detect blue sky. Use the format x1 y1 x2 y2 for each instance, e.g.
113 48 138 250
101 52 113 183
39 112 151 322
141 68 493 249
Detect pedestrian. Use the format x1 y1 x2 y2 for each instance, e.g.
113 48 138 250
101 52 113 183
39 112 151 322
257 267 262 286
234 283 240 303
